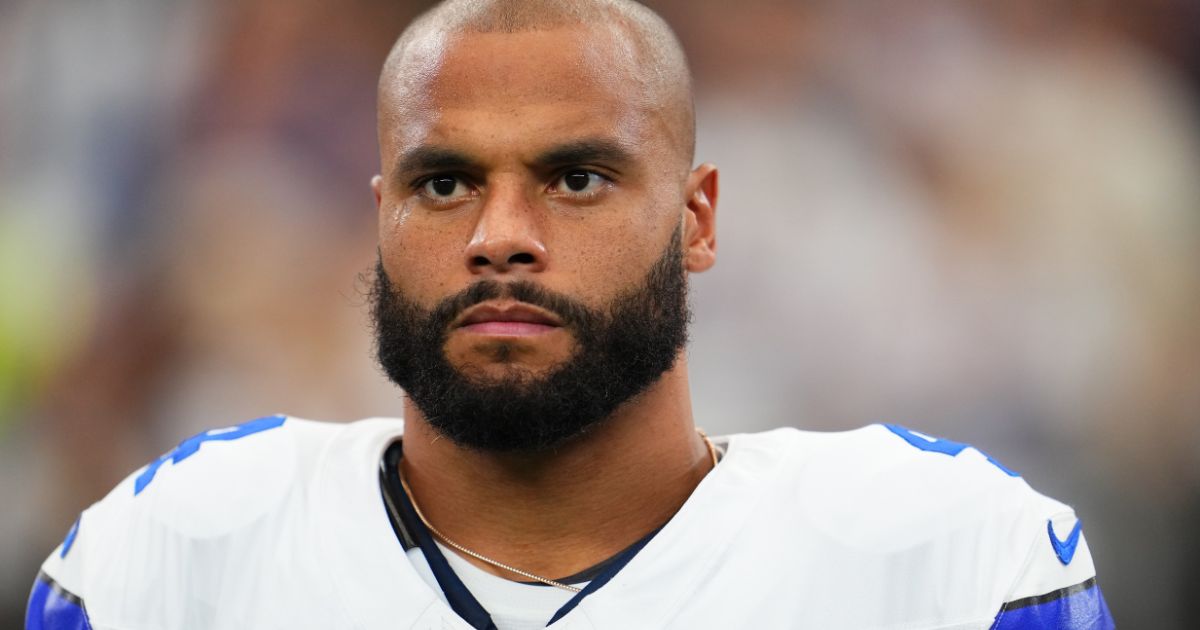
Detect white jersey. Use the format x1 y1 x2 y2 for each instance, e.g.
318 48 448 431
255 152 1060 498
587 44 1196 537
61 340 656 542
28 416 1113 629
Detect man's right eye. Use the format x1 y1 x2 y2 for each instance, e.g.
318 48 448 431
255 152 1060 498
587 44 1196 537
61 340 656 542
420 176 471 200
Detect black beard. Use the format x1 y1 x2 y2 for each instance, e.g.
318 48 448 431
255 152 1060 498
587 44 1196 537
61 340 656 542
369 227 689 453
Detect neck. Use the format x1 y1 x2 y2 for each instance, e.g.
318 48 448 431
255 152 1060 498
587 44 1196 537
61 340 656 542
398 359 712 581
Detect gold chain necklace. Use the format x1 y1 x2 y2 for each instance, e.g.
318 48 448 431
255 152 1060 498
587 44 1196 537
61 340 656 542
397 429 720 594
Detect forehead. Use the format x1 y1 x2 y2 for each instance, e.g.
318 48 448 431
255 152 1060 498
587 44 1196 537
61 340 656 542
381 25 660 160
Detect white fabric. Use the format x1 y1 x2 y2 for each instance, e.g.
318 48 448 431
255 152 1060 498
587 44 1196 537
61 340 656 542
1003 513 1096 604
37 417 1098 629
407 542 580 630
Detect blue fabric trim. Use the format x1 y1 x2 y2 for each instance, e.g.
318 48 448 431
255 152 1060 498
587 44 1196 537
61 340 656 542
134 414 286 495
384 445 662 629
26 575 93 630
391 472 498 630
883 423 1020 477
884 423 969 456
59 516 80 559
546 525 661 626
991 581 1115 629
1048 519 1084 566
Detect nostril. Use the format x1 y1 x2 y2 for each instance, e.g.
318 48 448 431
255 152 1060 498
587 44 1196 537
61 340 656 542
508 252 536 265
470 255 490 267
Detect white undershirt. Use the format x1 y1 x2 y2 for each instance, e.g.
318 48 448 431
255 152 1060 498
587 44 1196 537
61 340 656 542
407 543 584 630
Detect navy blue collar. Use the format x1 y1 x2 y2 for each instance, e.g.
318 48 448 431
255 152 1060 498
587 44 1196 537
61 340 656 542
379 441 662 629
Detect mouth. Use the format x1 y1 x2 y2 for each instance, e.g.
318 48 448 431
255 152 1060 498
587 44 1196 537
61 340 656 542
454 301 564 337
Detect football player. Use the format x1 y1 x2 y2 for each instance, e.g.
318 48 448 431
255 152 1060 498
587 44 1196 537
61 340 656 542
28 0 1113 628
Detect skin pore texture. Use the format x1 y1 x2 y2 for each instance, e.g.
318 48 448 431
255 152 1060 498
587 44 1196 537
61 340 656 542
371 0 719 582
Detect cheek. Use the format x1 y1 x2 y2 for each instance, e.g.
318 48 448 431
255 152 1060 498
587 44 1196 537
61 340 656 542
549 211 670 300
379 203 466 302
377 196 412 250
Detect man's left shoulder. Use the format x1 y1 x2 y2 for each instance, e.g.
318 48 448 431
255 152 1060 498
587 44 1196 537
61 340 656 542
778 422 1090 568
739 423 1065 523
725 424 1113 628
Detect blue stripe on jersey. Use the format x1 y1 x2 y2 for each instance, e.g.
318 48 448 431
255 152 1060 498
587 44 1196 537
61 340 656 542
388 464 498 630
546 524 662 625
883 424 1020 477
382 441 663 629
26 573 92 630
991 578 1114 629
59 516 80 559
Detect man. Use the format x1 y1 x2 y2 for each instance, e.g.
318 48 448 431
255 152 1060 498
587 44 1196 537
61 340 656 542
27 1 1114 628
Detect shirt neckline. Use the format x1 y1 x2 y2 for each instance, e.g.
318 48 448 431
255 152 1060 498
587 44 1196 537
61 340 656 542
312 419 780 630
379 440 666 629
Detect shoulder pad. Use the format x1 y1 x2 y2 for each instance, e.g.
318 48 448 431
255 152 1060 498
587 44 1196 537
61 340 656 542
43 415 348 573
33 416 369 627
769 424 1069 550
119 415 317 536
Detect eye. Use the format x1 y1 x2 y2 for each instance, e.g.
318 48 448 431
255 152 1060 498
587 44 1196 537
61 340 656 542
552 169 608 196
419 176 472 201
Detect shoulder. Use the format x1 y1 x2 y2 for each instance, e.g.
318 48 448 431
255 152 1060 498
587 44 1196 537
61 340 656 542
725 424 1110 626
109 414 402 519
731 423 1063 524
59 414 404 547
30 415 405 628
731 423 1077 550
95 415 393 527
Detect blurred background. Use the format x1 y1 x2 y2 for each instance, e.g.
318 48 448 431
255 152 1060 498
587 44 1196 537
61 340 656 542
1 0 1197 626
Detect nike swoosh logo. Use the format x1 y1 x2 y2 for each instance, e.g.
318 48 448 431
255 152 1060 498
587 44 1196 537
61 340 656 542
1048 519 1083 565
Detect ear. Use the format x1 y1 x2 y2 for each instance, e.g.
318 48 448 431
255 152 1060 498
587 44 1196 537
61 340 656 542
682 163 718 273
371 175 384 210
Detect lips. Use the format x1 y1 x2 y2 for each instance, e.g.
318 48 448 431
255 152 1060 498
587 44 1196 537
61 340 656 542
454 301 563 335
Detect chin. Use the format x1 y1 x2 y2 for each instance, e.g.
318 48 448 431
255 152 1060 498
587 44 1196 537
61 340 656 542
454 360 554 387
449 340 577 378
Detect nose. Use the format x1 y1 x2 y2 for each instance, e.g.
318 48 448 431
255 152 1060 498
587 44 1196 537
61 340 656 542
463 183 548 275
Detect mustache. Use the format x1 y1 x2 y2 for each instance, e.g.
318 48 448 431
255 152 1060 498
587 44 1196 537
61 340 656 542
374 261 597 333
429 279 594 330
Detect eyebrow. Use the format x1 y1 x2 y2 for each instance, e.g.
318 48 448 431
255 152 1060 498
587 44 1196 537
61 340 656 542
392 138 637 183
393 146 478 183
533 139 635 170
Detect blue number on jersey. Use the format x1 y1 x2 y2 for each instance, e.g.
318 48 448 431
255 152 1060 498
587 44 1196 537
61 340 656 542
29 415 287 629
133 414 286 495
883 424 1019 477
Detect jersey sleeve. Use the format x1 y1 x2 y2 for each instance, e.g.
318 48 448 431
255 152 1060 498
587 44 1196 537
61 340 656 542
26 515 92 630
990 511 1115 629
25 414 295 630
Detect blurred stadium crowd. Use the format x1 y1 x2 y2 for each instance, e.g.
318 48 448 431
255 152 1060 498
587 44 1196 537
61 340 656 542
1 0 1198 627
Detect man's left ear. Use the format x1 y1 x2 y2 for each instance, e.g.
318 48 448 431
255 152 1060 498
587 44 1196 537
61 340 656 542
683 163 718 273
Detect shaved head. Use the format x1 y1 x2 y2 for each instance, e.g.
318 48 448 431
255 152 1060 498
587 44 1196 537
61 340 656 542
377 0 695 166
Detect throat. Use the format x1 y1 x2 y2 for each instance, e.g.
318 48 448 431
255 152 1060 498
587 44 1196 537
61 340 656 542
384 453 717 583
390 373 719 582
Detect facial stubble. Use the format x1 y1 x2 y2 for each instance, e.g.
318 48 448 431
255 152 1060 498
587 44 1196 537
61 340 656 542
370 227 689 453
